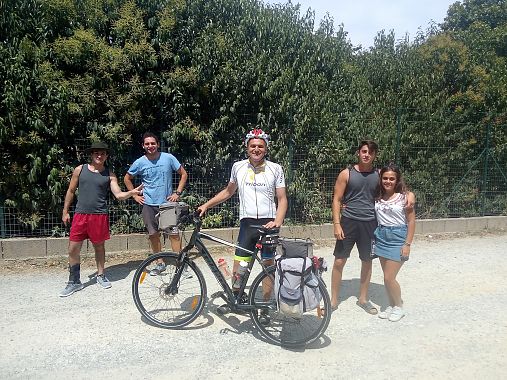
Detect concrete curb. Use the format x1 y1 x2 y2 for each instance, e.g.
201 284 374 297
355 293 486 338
1 216 506 260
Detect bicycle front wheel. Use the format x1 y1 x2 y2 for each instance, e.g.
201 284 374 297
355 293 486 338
132 252 206 328
249 266 331 347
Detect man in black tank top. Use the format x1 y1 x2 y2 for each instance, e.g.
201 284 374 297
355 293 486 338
330 140 380 314
59 142 143 297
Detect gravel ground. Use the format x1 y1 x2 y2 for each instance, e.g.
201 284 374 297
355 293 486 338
1 231 506 379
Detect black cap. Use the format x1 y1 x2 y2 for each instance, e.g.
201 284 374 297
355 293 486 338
84 141 110 154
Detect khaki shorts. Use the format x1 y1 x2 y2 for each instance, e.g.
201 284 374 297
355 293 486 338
142 205 180 236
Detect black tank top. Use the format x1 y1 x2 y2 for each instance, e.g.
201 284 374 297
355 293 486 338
75 165 110 214
341 166 379 221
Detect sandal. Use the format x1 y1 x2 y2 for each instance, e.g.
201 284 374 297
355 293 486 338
356 300 378 315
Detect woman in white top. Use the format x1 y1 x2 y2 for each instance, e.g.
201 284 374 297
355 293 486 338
373 163 416 322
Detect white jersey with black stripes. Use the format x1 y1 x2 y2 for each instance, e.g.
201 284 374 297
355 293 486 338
229 159 286 220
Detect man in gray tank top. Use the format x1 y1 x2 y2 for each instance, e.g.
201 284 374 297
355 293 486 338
331 140 414 314
331 140 380 314
59 141 143 297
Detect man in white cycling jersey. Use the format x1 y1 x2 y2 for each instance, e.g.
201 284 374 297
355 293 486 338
198 129 288 296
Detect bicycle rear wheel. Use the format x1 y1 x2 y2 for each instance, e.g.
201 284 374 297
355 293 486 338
132 252 206 328
249 266 331 347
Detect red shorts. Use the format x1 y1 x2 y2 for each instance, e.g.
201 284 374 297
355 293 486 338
69 213 110 244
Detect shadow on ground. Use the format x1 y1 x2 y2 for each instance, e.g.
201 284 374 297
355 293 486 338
87 260 143 283
339 278 389 309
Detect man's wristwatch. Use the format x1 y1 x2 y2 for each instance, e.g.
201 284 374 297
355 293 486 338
175 191 182 196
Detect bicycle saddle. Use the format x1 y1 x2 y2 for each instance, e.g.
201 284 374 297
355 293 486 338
251 225 280 234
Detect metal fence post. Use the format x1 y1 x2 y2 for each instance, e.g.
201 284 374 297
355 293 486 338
0 198 5 239
287 114 294 222
395 108 402 165
481 123 491 216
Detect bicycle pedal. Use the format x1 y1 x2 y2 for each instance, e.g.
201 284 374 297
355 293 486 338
236 292 249 304
216 304 230 315
258 312 271 326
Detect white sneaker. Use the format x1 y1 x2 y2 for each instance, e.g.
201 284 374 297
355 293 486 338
378 306 393 319
388 306 406 322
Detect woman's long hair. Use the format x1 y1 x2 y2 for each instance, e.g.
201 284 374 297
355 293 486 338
376 163 408 200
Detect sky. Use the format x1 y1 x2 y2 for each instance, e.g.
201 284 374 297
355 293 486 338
265 0 459 48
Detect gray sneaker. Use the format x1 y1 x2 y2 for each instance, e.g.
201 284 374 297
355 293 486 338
149 263 166 276
96 274 112 289
59 281 84 297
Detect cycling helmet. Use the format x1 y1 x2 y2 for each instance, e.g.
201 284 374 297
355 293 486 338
245 128 270 147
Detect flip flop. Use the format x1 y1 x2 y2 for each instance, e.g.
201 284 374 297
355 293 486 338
356 300 378 315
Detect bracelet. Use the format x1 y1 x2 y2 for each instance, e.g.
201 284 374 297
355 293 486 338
404 242 411 246
175 191 182 196
334 222 341 225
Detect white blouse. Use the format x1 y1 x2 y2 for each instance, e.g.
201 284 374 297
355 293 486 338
375 193 407 226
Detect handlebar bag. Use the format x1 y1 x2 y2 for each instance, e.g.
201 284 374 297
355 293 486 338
157 202 189 231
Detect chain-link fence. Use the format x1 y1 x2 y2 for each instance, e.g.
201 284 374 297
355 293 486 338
1 117 506 238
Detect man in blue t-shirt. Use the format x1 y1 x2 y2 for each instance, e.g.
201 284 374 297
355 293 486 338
124 132 188 275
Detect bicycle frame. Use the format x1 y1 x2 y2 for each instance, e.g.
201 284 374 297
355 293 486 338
170 216 276 313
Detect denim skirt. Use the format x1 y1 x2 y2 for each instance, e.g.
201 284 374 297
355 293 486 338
373 225 407 262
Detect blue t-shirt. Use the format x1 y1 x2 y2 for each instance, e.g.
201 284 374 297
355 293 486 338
128 152 181 206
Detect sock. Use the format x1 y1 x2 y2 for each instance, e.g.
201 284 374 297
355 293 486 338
69 263 81 283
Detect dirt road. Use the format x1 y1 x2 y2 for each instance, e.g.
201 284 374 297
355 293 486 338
1 232 506 379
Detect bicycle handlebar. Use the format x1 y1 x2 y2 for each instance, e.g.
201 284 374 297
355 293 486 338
177 210 202 229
